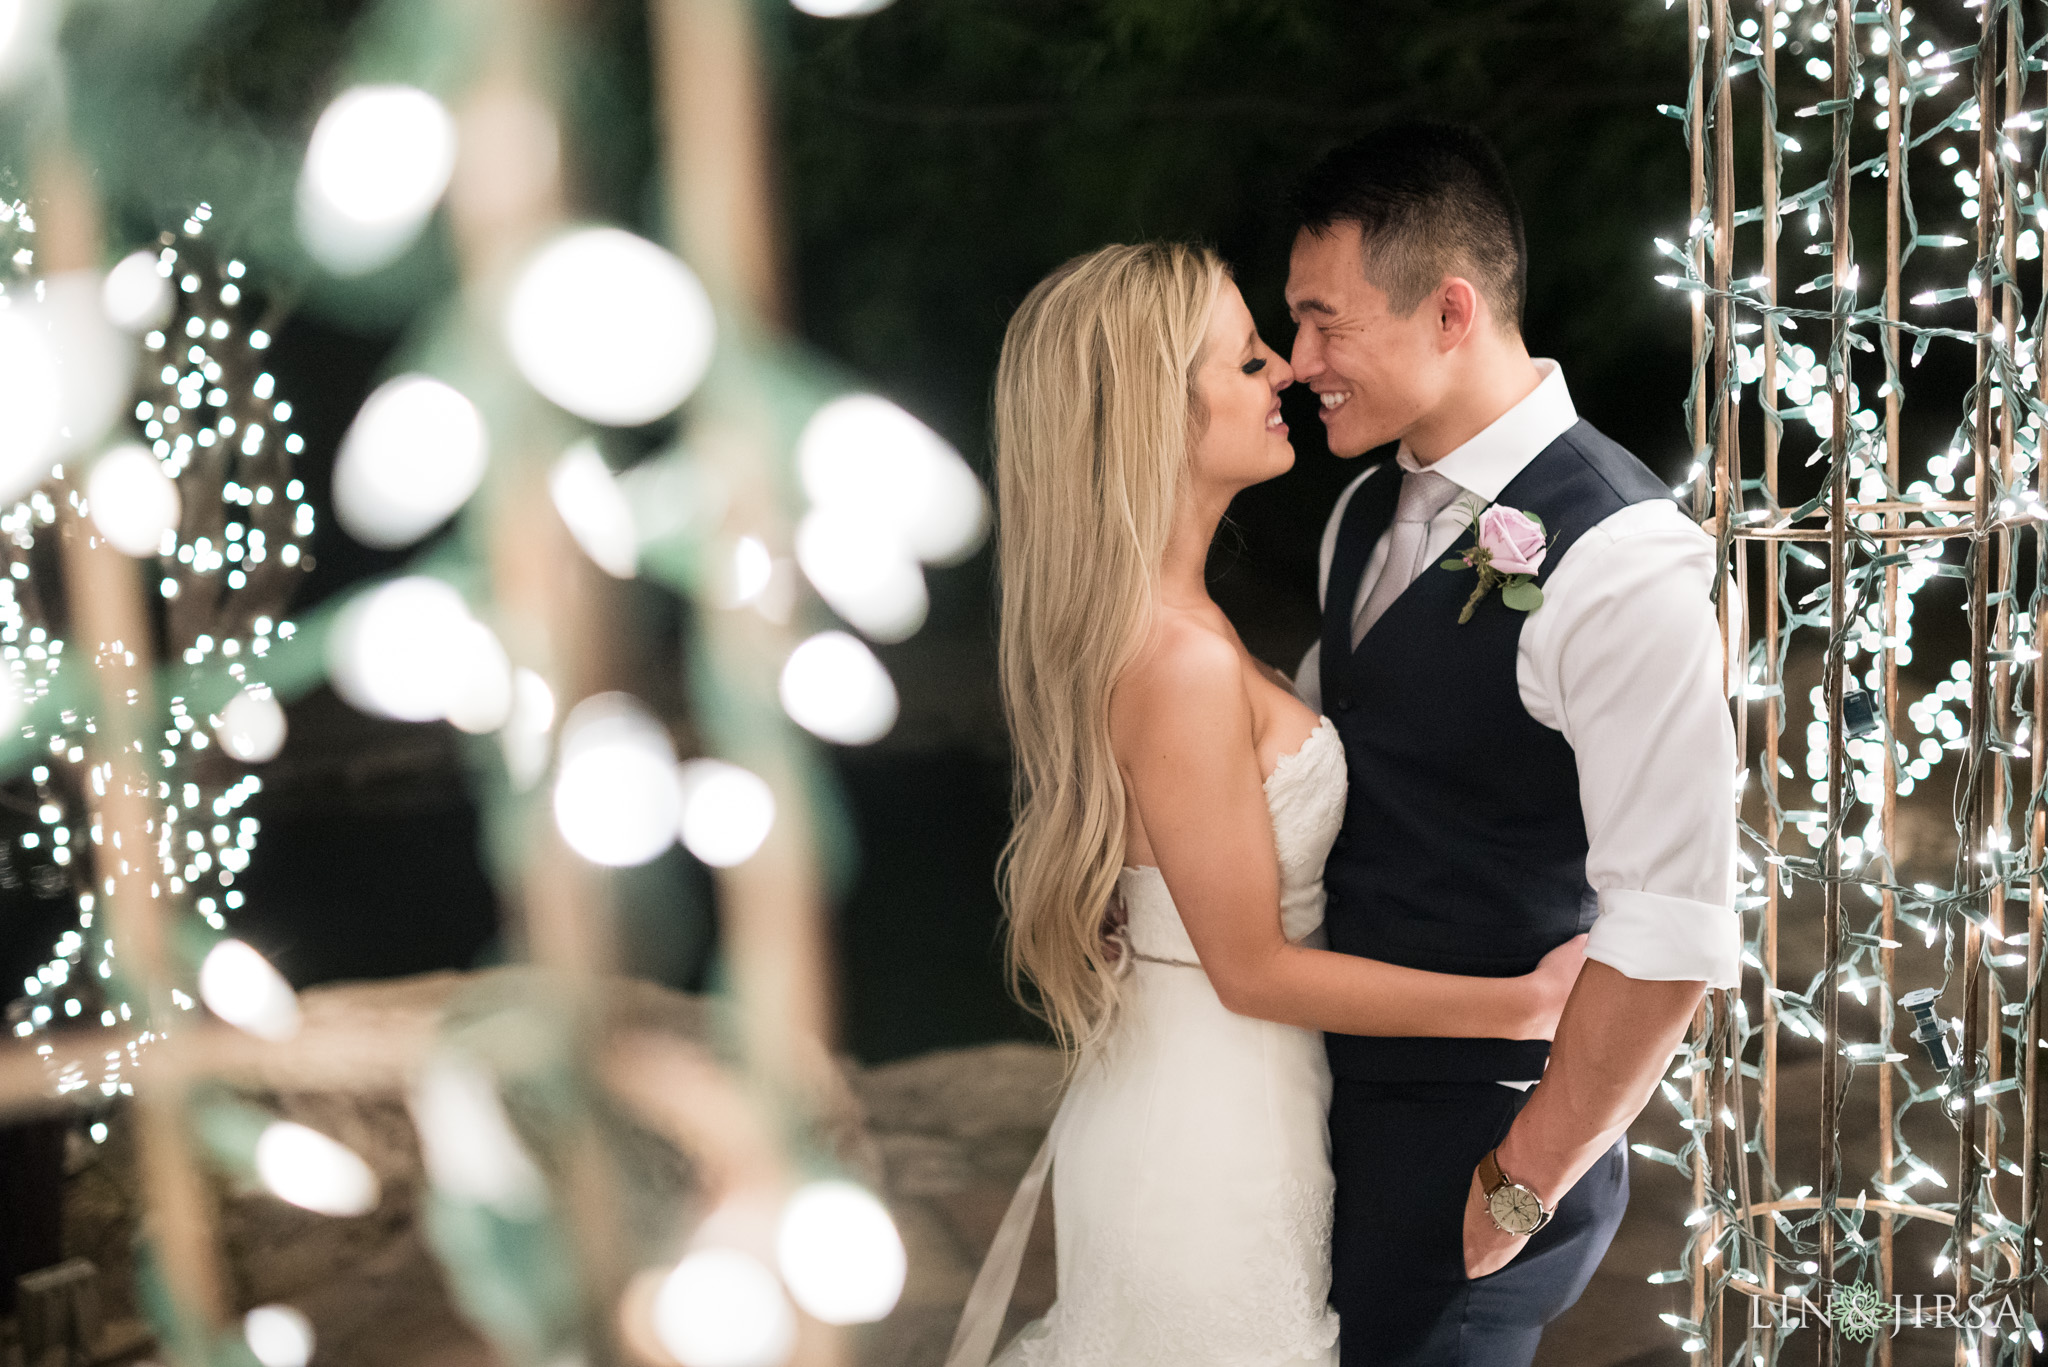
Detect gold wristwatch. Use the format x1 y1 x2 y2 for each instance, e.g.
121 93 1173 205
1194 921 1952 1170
1478 1146 1553 1236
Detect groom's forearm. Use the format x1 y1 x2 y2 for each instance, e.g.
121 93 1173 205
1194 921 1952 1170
1489 958 1705 1207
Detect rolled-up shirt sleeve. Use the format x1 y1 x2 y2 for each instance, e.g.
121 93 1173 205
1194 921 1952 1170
1521 502 1742 989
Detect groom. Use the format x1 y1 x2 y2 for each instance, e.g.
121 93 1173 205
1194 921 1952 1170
1287 123 1742 1365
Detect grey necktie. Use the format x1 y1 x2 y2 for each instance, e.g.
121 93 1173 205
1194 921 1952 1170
1351 468 1463 646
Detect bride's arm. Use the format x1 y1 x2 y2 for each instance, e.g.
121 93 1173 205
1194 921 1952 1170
1113 627 1573 1040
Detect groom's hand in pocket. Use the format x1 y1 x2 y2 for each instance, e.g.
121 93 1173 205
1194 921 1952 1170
1461 1168 1529 1279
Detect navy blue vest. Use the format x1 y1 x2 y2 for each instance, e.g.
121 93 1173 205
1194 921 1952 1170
1317 419 1676 1082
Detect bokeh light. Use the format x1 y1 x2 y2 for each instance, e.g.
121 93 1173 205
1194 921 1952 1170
408 1054 547 1217
101 249 172 332
297 85 458 276
797 394 986 564
504 227 715 427
198 938 301 1041
244 1306 315 1367
552 693 682 867
0 306 60 498
254 1121 380 1217
216 687 289 764
441 616 514 735
87 443 180 557
650 1248 796 1367
676 759 775 868
794 508 927 642
550 441 637 577
775 1180 906 1325
778 631 898 745
333 375 489 549
790 0 897 15
328 576 495 723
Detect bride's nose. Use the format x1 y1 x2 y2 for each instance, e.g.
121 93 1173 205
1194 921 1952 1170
1269 352 1296 392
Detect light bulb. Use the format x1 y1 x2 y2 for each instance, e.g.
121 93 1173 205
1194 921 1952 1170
199 939 300 1041
500 668 556 791
790 0 896 14
328 576 482 723
297 85 458 275
504 227 715 427
102 250 172 332
442 616 514 735
650 1248 795 1367
244 1306 315 1367
552 694 681 867
216 688 288 763
333 375 488 549
549 441 637 577
794 509 927 642
676 760 775 867
408 1054 547 1217
797 394 987 564
254 1121 380 1217
0 308 61 498
87 443 180 557
0 0 54 88
776 1180 906 1324
779 631 899 745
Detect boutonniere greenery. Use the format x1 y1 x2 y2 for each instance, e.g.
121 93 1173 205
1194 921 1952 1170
1441 503 1551 624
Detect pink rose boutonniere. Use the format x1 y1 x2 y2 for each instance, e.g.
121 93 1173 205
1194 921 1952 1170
1441 504 1550 624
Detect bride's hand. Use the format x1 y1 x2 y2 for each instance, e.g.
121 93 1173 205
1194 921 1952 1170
1517 934 1589 1040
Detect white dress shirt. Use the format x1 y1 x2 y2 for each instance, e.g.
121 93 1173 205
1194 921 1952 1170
1293 360 1743 1088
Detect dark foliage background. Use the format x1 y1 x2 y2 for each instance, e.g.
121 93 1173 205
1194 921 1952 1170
774 0 1699 1059
1 0 1706 1067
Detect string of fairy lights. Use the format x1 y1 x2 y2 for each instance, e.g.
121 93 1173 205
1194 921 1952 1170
1649 0 2048 1359
6 201 315 1110
0 1 978 1364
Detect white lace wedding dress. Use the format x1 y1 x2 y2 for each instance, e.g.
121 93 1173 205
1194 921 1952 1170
993 717 1346 1367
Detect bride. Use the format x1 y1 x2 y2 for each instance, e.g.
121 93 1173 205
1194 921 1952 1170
965 242 1587 1367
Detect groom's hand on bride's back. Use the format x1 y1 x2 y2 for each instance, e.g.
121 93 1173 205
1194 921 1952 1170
1515 934 1589 1040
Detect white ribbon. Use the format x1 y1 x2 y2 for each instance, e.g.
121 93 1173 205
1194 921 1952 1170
942 1093 1072 1367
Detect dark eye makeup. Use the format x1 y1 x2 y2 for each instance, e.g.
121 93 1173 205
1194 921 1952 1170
1241 358 1267 375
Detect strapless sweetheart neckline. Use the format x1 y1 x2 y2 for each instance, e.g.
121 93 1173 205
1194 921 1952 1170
1120 716 1337 877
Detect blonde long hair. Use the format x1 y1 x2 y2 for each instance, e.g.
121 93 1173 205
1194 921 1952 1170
993 242 1228 1053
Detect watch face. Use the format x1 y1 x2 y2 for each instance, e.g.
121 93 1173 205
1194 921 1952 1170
1488 1184 1543 1235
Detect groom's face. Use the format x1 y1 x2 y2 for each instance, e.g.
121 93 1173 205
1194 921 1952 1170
1284 222 1446 459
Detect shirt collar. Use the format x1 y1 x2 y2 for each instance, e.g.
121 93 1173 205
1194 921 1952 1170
1393 358 1577 504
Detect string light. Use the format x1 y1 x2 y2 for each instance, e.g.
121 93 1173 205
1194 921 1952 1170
1660 3 2048 1348
243 1306 315 1367
5 208 313 1105
549 440 637 577
503 226 716 426
551 693 683 867
86 442 181 556
407 1054 548 1218
775 1180 906 1324
297 84 458 276
197 938 300 1041
332 374 489 548
253 1120 381 1217
650 1247 796 1367
778 630 898 745
676 759 775 868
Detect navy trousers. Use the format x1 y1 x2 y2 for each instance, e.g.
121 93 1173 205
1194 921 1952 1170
1329 1078 1629 1366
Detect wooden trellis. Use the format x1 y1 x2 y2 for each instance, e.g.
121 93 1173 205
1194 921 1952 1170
1676 0 2048 1362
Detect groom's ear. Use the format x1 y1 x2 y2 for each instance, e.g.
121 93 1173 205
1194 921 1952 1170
1436 276 1481 352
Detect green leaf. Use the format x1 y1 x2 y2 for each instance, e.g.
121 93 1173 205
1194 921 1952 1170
1439 558 1467 571
1501 581 1544 613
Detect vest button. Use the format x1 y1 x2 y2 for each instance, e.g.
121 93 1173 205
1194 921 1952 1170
1335 697 1354 713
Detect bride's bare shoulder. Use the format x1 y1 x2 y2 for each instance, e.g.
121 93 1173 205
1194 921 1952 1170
1109 614 1251 750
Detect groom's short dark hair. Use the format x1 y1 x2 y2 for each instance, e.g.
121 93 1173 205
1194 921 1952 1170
1291 121 1526 333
